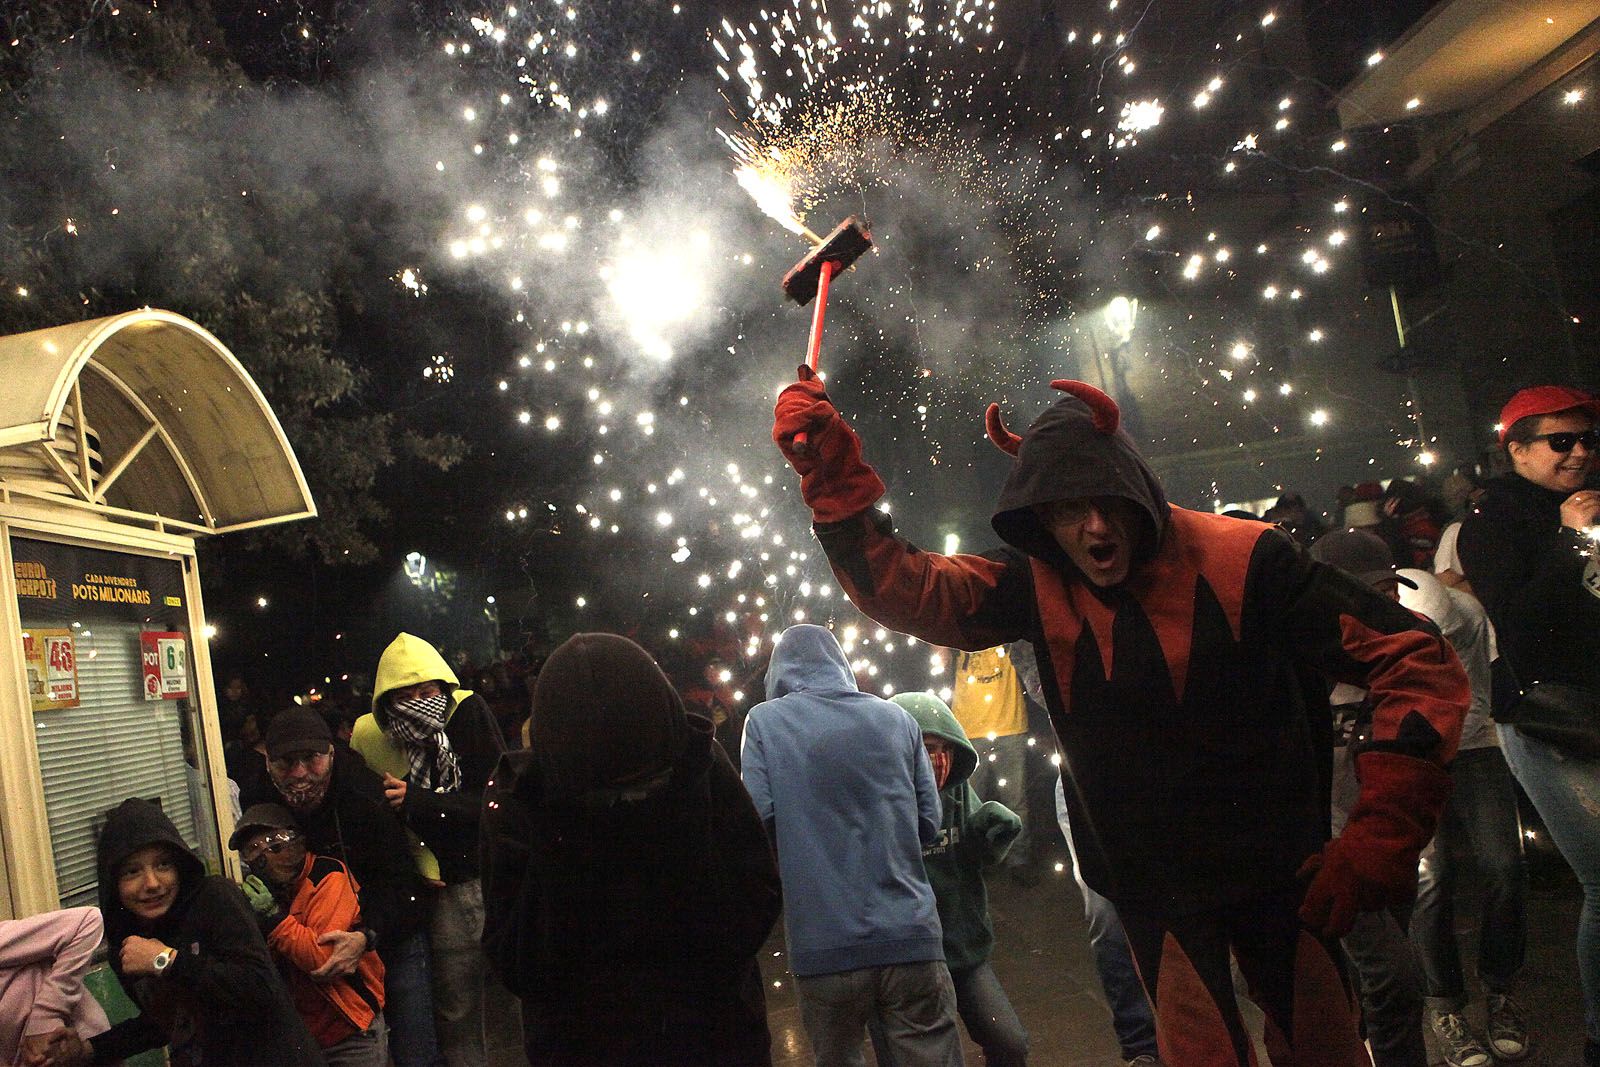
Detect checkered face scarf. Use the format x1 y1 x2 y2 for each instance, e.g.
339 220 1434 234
385 691 462 793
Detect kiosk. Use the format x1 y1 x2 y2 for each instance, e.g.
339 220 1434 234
0 309 315 919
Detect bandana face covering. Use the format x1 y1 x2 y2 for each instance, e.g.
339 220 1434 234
393 692 450 729
385 691 462 793
270 760 333 814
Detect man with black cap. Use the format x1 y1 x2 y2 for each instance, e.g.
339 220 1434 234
243 707 442 1067
773 370 1469 1066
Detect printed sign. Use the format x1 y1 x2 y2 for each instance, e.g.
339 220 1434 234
140 632 189 701
21 629 79 711
11 540 182 624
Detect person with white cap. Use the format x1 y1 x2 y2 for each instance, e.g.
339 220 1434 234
1397 568 1529 1066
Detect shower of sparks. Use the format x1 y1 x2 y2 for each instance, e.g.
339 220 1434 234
389 0 1473 711
1117 99 1164 134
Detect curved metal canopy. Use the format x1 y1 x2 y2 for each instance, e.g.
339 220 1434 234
0 309 316 535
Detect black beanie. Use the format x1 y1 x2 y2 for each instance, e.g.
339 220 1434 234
531 633 689 801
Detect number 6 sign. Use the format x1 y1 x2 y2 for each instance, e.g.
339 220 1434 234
140 632 190 700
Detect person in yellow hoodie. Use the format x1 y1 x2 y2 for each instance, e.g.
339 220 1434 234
352 633 515 1067
949 644 1036 885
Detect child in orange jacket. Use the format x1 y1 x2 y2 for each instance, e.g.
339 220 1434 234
232 803 387 1067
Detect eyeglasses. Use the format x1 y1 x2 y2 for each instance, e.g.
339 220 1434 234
241 831 301 864
1035 500 1095 526
1528 430 1600 453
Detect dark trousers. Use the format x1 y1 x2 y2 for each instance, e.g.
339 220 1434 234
1341 905 1427 1067
869 961 1028 1066
1333 741 1426 1065
1411 744 1528 1006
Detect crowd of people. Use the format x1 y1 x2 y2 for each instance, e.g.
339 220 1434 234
0 380 1595 1067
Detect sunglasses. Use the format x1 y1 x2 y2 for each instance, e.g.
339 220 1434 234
1528 430 1600 453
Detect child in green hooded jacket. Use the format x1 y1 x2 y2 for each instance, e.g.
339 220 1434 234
868 691 1030 1066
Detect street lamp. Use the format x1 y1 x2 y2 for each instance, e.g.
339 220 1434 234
1103 296 1138 346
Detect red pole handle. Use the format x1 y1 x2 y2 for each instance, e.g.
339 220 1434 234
794 259 837 452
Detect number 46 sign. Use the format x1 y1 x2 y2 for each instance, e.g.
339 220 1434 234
141 632 190 701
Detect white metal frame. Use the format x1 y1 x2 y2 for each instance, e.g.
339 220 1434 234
0 514 241 919
0 309 316 535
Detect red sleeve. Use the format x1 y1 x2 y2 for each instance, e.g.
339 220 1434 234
1254 530 1466 763
814 508 1034 650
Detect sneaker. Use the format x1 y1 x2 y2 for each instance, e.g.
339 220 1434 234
1485 993 1531 1060
1428 1009 1492 1067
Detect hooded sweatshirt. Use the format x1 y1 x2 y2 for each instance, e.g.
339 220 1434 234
352 632 507 884
741 624 943 977
0 907 111 1064
811 387 1467 908
892 692 1021 972
482 633 781 1066
91 798 322 1066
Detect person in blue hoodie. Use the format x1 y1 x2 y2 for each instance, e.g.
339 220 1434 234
741 624 964 1067
868 691 1028 1066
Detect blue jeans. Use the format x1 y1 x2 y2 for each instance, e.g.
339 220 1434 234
383 928 445 1067
1411 745 1527 1005
1055 778 1158 1059
1499 723 1600 1040
870 961 1028 1066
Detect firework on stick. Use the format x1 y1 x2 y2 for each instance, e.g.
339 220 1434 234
781 215 874 450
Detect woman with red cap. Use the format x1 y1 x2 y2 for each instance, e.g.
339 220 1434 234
1459 384 1600 1065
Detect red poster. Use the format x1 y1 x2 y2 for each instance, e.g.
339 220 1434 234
140 632 189 701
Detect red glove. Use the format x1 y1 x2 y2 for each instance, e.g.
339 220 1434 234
772 365 886 524
1298 750 1452 938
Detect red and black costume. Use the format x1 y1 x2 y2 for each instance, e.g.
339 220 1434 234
774 372 1469 1065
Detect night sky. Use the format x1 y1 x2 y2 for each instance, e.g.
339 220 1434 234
5 0 1483 696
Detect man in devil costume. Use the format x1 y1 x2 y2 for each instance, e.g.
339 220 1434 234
772 371 1469 1065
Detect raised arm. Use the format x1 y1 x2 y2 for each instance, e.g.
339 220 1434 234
774 366 1031 649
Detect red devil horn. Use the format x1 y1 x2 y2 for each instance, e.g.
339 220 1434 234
984 403 1022 457
1051 379 1120 435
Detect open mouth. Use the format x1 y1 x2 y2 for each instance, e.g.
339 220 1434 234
1088 543 1118 565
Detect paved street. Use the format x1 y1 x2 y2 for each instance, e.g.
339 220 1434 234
762 843 1587 1065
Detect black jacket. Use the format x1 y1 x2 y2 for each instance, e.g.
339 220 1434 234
239 743 429 950
482 715 781 1066
93 798 323 1066
1458 472 1600 693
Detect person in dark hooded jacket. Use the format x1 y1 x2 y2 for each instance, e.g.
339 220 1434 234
480 632 782 1067
773 370 1470 1066
84 797 323 1066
